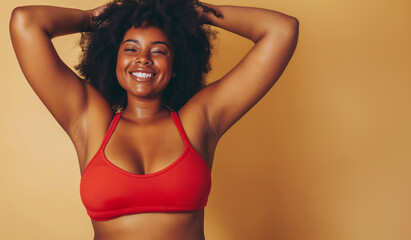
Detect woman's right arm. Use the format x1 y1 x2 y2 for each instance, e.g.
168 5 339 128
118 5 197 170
9 5 111 139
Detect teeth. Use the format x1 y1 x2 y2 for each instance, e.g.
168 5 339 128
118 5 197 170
132 72 154 78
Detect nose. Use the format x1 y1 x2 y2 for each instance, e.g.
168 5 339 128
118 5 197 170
136 54 153 65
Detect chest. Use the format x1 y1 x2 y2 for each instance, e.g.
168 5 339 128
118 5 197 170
80 112 213 220
105 120 187 175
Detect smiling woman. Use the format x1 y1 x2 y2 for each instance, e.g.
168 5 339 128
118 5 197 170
76 0 215 111
9 0 298 239
116 26 175 100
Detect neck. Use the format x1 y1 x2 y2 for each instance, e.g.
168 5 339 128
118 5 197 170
122 96 169 121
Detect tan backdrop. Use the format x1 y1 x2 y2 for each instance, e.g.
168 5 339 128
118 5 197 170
1 0 410 239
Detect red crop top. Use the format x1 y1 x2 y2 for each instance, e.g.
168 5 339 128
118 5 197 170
80 111 212 221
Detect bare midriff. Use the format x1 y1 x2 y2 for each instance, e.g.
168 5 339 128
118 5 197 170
91 210 205 240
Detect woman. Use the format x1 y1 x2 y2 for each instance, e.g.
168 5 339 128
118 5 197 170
10 0 298 239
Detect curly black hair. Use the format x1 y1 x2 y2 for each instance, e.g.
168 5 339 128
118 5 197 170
75 0 220 111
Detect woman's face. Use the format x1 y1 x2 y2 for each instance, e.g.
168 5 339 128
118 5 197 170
116 26 174 100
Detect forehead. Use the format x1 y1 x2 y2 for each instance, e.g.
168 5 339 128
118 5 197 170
121 26 171 47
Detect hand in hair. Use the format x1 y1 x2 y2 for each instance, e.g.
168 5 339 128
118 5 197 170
192 1 222 24
90 5 108 18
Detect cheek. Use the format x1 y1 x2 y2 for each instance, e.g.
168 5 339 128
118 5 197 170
115 62 122 79
115 65 129 92
160 58 174 74
116 55 125 71
116 56 128 80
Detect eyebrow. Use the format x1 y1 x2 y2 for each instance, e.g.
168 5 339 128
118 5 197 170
122 39 169 48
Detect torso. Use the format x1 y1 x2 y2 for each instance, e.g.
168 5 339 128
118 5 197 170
91 210 206 240
74 103 218 240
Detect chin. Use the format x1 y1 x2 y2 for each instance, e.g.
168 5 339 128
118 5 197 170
129 88 164 99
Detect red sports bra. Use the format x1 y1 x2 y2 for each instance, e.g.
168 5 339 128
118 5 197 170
80 111 212 221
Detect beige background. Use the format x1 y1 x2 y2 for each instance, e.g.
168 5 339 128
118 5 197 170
1 0 410 239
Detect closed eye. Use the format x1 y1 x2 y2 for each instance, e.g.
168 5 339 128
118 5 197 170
152 50 166 55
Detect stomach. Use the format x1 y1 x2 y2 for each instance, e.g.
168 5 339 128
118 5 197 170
91 210 205 240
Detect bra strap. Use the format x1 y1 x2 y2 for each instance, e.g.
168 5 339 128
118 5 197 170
101 112 122 147
170 111 190 144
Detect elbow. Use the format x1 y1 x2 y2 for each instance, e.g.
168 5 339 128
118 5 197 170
11 7 28 24
286 17 299 41
274 16 299 43
253 15 299 43
281 16 299 39
289 17 299 34
10 7 34 32
260 15 299 43
283 17 299 51
289 17 299 31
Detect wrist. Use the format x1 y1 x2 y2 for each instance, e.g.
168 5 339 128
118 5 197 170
85 5 107 32
193 1 222 24
83 9 97 32
200 3 215 24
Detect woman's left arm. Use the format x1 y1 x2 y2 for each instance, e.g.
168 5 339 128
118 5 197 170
191 2 299 138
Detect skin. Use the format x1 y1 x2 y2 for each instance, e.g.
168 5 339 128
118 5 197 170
10 2 298 239
116 26 175 105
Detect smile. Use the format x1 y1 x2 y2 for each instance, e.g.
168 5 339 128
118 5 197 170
131 72 155 78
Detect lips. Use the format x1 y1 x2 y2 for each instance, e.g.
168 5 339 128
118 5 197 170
129 68 157 82
131 72 154 78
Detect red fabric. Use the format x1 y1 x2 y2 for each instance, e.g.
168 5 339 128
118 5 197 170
80 111 211 221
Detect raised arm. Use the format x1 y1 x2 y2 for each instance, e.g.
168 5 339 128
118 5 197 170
9 5 111 138
189 2 299 138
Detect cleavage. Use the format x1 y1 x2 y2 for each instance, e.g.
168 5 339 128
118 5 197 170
104 118 186 175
